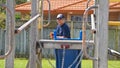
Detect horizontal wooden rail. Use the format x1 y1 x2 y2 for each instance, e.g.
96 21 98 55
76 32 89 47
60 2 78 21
15 14 40 34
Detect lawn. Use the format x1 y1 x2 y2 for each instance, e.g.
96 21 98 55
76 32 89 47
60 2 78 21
0 58 120 68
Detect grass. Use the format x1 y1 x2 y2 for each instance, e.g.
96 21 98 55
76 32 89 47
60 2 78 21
0 58 120 68
108 60 120 68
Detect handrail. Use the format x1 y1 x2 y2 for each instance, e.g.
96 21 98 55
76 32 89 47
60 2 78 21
15 14 40 34
0 4 13 59
82 5 98 60
43 0 51 27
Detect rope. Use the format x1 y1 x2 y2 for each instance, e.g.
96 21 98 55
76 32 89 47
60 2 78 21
26 48 42 68
68 49 83 68
69 32 93 68
38 42 55 68
75 53 83 68
61 46 66 68
45 50 55 68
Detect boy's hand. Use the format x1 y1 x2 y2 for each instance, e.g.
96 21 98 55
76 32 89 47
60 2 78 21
49 32 54 39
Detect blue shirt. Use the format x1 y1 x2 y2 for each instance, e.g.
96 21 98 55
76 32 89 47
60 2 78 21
56 23 70 38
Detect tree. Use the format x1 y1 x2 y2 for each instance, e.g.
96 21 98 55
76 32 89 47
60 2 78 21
0 0 27 5
16 0 27 5
0 0 28 29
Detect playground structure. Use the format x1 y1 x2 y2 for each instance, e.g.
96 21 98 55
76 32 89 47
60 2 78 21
0 0 120 68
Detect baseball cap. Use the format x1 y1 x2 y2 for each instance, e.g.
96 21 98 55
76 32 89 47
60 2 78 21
56 14 65 19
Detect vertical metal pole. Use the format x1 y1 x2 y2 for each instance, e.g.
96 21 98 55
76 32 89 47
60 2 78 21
93 0 98 68
29 0 38 68
37 0 43 68
40 0 43 39
5 0 15 68
95 0 109 68
71 21 74 38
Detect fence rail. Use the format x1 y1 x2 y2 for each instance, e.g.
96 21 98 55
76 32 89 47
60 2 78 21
0 20 120 59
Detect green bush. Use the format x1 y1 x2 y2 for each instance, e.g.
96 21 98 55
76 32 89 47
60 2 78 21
15 13 21 20
0 12 5 29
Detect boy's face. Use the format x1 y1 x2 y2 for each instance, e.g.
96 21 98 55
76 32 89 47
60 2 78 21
57 18 64 25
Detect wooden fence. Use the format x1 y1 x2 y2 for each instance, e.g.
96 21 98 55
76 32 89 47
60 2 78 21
0 23 120 59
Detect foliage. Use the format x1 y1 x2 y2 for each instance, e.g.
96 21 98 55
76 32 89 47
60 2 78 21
0 12 5 29
0 0 5 4
15 13 30 21
16 0 27 5
15 13 21 19
0 0 27 5
0 0 28 29
24 14 30 20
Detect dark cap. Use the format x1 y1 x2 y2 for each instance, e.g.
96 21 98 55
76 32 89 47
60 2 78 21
56 14 65 19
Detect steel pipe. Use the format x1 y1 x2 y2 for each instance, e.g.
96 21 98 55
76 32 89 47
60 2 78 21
15 14 40 34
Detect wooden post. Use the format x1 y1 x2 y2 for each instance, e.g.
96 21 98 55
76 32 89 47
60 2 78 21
5 0 15 68
94 0 109 68
29 0 39 68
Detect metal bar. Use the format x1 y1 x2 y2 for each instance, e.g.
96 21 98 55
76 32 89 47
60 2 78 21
108 48 120 57
82 5 98 60
95 0 109 68
15 14 40 34
0 4 13 59
38 40 94 49
5 0 15 68
29 0 39 68
39 39 94 43
37 0 43 68
43 0 51 27
91 14 96 31
93 0 98 68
